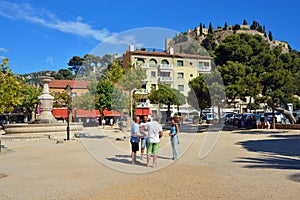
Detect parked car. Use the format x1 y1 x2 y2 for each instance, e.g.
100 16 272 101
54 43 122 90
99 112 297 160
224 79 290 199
293 111 300 124
263 112 284 124
224 112 235 125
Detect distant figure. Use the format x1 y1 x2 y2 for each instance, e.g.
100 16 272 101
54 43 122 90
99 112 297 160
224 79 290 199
146 120 163 167
102 118 106 128
110 118 113 127
169 117 179 160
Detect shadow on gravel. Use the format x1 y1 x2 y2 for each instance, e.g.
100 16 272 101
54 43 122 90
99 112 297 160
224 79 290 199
233 129 289 135
235 155 300 170
75 133 107 139
288 173 300 183
235 135 300 170
106 154 147 166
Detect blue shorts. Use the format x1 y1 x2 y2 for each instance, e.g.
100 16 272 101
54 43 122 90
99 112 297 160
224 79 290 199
141 138 147 149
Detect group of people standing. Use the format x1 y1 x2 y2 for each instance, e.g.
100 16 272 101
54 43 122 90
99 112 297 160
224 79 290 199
130 116 179 167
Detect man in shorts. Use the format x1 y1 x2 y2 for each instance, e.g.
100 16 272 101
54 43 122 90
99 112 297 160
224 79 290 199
139 115 149 160
146 120 163 167
130 116 141 165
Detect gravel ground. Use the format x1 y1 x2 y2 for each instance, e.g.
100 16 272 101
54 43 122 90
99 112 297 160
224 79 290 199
0 125 299 199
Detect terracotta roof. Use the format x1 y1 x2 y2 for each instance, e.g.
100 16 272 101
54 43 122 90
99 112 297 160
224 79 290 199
49 80 91 89
125 50 212 59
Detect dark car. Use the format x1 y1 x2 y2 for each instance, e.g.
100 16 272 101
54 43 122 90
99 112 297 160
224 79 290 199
263 112 284 124
293 111 300 124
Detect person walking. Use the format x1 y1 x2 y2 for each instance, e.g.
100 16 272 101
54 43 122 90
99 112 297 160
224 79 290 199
110 118 114 127
146 120 163 167
130 116 141 165
101 118 106 128
169 117 179 160
139 115 149 160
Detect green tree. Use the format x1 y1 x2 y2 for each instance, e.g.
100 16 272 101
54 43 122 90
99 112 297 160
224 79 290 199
103 60 124 83
208 22 213 34
268 31 273 41
233 24 241 30
243 19 248 25
224 22 228 30
52 69 74 80
262 68 296 127
87 80 98 96
95 80 115 119
52 91 69 108
117 65 147 92
203 70 226 122
250 20 258 30
82 54 102 76
111 88 129 114
19 84 41 121
68 56 84 75
200 22 203 35
73 92 95 110
0 58 24 113
188 75 211 121
148 84 185 121
217 61 249 102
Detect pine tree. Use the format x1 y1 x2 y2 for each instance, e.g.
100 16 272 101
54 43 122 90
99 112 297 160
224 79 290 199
208 22 213 34
243 19 248 25
268 31 273 41
200 22 203 35
224 22 228 30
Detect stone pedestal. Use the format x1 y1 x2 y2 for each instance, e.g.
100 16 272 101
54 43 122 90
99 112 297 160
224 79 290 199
35 76 57 124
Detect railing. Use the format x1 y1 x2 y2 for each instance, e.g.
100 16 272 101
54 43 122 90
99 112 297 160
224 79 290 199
136 102 149 107
139 63 149 69
197 66 211 72
135 89 148 94
159 77 173 82
159 64 173 70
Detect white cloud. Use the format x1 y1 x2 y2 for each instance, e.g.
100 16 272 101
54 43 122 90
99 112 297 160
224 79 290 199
46 56 54 67
0 1 137 45
0 47 8 53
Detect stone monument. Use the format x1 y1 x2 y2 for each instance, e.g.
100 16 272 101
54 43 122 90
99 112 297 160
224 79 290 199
3 76 83 138
35 76 57 123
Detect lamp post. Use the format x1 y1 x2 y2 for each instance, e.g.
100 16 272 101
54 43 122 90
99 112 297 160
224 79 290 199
130 88 138 120
65 84 72 140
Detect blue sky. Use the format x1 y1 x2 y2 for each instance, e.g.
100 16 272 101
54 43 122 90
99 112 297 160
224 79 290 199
0 0 299 74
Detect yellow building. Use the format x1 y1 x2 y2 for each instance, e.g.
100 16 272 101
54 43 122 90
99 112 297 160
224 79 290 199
48 80 91 96
123 44 212 111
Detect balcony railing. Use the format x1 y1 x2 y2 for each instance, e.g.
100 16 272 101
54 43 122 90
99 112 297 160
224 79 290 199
135 89 149 94
197 66 211 72
159 64 173 70
159 76 173 82
139 63 149 69
136 102 149 108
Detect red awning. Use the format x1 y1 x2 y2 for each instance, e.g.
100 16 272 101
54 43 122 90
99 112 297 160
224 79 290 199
75 109 100 118
52 108 100 119
52 108 68 119
135 108 151 116
103 109 121 117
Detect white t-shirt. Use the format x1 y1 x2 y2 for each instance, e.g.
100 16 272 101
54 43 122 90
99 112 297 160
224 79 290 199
140 121 149 139
147 121 162 143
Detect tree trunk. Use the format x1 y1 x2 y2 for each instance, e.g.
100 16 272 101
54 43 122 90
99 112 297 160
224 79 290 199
272 109 276 129
267 100 296 124
272 106 296 124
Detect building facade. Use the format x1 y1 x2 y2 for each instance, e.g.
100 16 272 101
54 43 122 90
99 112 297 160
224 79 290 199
48 80 91 96
123 44 212 114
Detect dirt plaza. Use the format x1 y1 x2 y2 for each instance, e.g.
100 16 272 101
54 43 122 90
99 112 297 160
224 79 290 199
0 124 299 200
